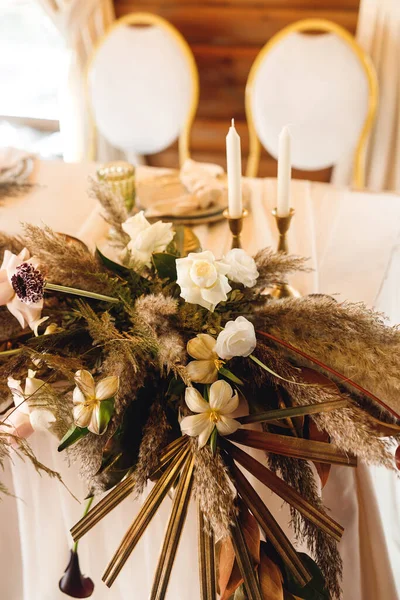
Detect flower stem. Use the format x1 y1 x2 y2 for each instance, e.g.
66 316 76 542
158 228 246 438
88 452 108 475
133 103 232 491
73 496 94 553
45 282 119 304
0 348 22 357
249 354 310 386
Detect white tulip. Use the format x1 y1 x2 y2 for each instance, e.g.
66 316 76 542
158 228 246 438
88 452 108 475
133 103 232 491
186 333 222 383
121 211 174 267
73 370 119 435
224 248 259 288
0 248 47 333
180 380 240 447
215 316 257 360
176 250 231 312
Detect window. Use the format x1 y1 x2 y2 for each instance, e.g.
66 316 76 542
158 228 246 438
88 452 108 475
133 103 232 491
0 0 67 121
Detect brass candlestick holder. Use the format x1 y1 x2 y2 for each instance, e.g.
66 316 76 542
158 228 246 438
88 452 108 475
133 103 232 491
270 207 301 299
223 208 248 249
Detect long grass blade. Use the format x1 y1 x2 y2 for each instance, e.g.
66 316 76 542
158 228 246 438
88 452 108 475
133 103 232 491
229 461 310 587
222 440 343 542
256 330 400 420
228 429 357 466
103 443 190 587
71 436 186 542
150 454 195 600
45 282 119 304
229 512 263 600
198 505 217 600
237 398 350 425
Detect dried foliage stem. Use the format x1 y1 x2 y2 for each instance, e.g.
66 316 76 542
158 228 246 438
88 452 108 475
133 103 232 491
257 296 400 418
268 454 343 600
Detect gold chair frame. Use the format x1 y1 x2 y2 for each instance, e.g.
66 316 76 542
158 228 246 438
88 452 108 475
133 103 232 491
86 12 199 166
245 18 378 188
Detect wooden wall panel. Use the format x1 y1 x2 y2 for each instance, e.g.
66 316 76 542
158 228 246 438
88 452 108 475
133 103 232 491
114 0 360 179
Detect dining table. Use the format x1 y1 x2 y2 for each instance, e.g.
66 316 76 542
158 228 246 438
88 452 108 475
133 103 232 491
0 158 400 600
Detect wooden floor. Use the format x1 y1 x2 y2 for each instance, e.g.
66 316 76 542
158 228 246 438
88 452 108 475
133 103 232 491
114 0 360 180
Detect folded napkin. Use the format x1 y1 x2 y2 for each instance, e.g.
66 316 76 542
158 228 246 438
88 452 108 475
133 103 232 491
180 158 224 188
0 147 33 183
145 159 227 217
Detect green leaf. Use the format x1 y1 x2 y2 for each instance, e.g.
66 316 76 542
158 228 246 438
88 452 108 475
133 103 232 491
283 553 329 600
229 289 244 302
152 252 178 281
96 426 124 475
98 398 115 435
93 382 155 490
209 427 218 455
166 377 186 400
96 247 132 277
58 425 89 452
219 366 244 385
204 384 210 403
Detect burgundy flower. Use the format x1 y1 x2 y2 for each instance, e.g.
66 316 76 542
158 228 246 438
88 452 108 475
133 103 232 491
59 550 94 598
11 262 45 304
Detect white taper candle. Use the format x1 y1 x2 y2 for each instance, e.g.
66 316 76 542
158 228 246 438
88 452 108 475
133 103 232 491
226 118 243 218
277 125 292 217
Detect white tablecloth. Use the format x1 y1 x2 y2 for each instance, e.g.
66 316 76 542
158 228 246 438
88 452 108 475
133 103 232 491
1 160 400 600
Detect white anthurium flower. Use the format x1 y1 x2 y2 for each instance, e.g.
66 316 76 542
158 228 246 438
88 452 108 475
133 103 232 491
0 248 47 334
73 370 119 435
186 333 224 384
176 250 231 312
224 248 259 288
121 211 174 268
215 316 257 360
6 370 56 443
180 380 240 448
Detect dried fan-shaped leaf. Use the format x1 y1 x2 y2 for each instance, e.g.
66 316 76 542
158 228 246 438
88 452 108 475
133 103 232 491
219 502 260 600
198 506 217 600
150 454 194 600
223 440 343 542
102 443 190 587
228 429 356 467
229 462 310 587
247 341 396 470
259 544 284 600
306 418 331 489
268 454 342 599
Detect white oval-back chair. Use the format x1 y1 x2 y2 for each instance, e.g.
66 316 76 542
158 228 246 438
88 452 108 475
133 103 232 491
87 12 199 165
245 19 378 188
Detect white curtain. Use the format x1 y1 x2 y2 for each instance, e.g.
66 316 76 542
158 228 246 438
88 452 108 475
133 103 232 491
36 0 123 162
334 0 400 191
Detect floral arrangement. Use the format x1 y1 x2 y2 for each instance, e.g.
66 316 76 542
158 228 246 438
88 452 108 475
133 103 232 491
1 181 400 600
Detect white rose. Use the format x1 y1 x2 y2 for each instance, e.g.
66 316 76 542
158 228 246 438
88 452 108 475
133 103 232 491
121 211 174 267
215 316 257 360
224 248 259 288
176 250 231 312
